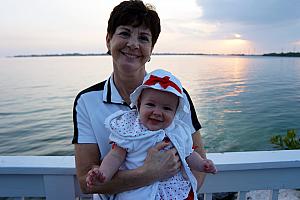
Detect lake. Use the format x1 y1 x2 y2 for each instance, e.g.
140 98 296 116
0 55 299 155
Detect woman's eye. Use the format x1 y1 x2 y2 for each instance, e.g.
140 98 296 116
139 35 150 42
119 31 130 37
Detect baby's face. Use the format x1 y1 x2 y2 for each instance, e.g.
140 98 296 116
138 88 179 131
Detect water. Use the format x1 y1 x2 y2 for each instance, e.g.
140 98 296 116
0 55 299 155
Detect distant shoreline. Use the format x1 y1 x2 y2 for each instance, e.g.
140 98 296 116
11 52 300 58
262 52 300 57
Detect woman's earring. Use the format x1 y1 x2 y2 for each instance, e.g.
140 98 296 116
107 50 111 55
148 56 151 62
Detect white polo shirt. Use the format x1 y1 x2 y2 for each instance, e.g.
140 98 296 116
72 74 201 199
72 74 201 153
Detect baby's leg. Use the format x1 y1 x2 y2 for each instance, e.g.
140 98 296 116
186 151 217 174
86 167 107 188
186 151 205 171
87 144 126 187
202 159 217 174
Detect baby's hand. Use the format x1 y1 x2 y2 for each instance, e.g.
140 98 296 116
203 159 217 174
86 167 106 188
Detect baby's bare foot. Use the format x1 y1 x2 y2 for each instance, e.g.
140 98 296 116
97 171 106 183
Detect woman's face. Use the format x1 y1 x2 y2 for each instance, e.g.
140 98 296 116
107 25 153 74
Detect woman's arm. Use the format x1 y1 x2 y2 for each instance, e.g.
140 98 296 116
75 144 100 194
191 130 207 190
75 141 181 194
192 130 206 159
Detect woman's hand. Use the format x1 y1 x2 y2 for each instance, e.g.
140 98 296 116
143 141 181 181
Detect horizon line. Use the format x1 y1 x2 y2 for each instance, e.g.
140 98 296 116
9 51 300 58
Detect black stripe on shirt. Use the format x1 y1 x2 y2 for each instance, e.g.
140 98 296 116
183 88 202 131
106 77 112 103
72 81 106 144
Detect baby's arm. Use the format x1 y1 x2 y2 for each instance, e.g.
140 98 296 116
86 144 127 187
186 151 217 174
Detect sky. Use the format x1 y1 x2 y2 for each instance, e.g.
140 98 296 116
1 0 300 57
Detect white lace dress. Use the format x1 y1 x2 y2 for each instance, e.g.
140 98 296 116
104 110 198 200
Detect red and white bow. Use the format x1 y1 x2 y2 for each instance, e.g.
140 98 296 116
144 75 182 94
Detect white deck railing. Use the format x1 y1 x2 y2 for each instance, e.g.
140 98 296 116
0 150 300 200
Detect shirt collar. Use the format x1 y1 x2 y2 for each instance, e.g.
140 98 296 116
103 74 125 104
103 72 148 106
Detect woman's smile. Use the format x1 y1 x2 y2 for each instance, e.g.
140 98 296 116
120 51 141 59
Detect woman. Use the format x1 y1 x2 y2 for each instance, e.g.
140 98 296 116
72 1 206 199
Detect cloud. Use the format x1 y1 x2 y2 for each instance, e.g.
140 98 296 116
192 0 300 53
196 0 300 25
295 40 300 45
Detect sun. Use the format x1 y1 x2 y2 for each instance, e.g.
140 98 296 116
234 34 241 39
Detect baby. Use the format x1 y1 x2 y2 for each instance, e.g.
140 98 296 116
87 69 217 199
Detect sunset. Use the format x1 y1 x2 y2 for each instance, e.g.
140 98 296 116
1 0 300 57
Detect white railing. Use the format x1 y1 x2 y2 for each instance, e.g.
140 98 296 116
0 150 299 200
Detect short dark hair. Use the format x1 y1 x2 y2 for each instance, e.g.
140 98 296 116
107 0 161 47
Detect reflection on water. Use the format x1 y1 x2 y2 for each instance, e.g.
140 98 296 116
0 55 299 155
148 55 300 152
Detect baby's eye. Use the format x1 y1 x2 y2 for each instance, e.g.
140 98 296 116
145 103 155 107
163 107 173 111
